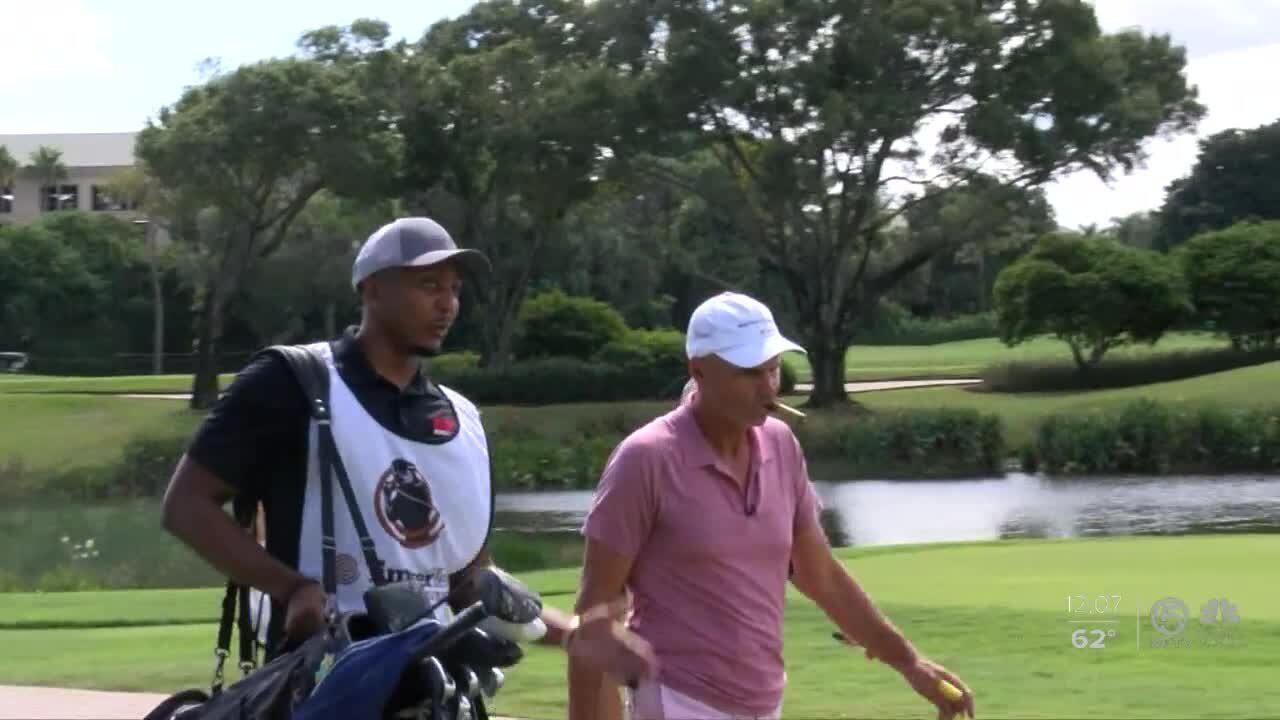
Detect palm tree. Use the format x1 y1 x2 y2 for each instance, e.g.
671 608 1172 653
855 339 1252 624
0 145 16 210
105 167 168 373
26 145 69 211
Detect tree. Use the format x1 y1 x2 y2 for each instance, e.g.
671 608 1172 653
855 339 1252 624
238 192 396 346
103 167 171 373
1175 220 1280 350
0 213 163 368
1108 211 1159 249
0 146 16 191
399 0 633 367
993 233 1192 369
604 0 1205 406
136 52 400 408
900 176 1056 316
1158 120 1280 250
26 145 68 211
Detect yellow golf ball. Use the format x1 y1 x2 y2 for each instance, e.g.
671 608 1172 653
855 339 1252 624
939 679 965 703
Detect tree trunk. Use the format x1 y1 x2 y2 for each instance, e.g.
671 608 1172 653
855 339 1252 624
804 326 854 408
189 289 225 410
480 299 520 369
324 302 337 339
148 238 165 375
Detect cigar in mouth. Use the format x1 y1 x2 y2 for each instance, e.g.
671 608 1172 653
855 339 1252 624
768 400 807 419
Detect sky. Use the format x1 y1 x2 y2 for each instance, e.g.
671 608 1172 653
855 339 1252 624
2 0 1278 230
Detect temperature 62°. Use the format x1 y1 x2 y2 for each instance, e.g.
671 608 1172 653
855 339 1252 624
1072 628 1117 649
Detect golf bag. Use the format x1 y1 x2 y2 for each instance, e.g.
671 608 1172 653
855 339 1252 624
144 343 517 720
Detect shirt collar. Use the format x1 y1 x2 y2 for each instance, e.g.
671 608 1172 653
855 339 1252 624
669 402 775 469
333 326 435 397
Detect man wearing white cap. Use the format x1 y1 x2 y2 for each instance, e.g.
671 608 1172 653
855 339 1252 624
566 292 975 720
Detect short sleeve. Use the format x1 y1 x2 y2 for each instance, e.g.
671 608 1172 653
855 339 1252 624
581 439 660 560
789 433 823 534
185 351 308 498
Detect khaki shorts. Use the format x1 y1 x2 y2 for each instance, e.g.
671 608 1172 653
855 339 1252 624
625 680 783 720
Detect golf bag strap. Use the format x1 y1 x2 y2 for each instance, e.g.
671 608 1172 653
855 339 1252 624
212 496 258 694
266 344 388 594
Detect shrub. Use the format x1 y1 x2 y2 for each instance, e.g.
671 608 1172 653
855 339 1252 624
514 289 628 360
993 233 1193 369
595 328 686 374
426 351 480 376
437 357 685 405
794 408 1005 478
855 301 998 345
1176 220 1280 350
1027 399 1280 475
980 347 1280 393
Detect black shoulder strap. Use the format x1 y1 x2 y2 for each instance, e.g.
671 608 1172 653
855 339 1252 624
265 343 387 592
209 343 389 695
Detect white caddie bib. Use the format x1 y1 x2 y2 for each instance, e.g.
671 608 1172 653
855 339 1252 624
294 343 491 622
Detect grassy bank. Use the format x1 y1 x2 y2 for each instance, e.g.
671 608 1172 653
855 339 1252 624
3 535 1277 719
0 498 585 593
785 331 1229 382
860 361 1280 449
3 362 1278 501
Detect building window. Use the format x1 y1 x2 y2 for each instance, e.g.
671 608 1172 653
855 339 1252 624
42 184 79 211
0 186 12 214
92 185 138 211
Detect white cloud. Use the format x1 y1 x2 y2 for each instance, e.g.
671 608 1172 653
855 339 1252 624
1044 37 1280 230
0 0 115 94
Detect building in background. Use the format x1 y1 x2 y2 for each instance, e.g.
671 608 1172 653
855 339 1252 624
0 132 138 224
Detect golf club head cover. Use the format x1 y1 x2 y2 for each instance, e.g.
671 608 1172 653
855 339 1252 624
441 626 524 669
363 580 433 635
475 567 546 643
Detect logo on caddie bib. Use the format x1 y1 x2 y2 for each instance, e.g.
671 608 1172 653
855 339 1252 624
373 458 444 548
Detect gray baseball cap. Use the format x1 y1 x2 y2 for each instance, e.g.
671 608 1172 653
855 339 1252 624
351 217 492 290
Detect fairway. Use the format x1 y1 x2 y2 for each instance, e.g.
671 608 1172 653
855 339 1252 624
4 536 1277 719
857 360 1280 448
785 332 1229 381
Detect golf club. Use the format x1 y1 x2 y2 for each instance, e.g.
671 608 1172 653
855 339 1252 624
475 666 504 698
422 656 455 720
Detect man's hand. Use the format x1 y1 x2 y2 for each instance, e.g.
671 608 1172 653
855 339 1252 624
282 579 328 642
900 657 975 720
564 596 658 687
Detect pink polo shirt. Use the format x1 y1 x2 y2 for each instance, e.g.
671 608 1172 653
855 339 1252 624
581 403 823 716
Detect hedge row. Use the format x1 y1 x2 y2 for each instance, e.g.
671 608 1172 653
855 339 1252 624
7 398 1274 508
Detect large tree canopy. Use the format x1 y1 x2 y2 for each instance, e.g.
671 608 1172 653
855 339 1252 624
398 0 634 367
136 41 400 407
601 0 1205 405
1157 120 1280 250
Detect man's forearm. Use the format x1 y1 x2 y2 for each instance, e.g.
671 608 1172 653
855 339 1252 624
811 560 919 671
162 493 309 602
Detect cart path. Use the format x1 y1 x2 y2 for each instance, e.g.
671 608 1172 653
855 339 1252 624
0 684 520 719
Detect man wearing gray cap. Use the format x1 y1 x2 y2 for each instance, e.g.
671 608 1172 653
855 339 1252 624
162 217 655 681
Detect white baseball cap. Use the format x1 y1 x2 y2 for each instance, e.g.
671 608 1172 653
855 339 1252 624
685 292 806 368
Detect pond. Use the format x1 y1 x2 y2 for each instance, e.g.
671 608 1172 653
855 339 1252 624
494 473 1280 548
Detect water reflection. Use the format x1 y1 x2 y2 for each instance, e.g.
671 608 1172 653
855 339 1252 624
494 474 1280 548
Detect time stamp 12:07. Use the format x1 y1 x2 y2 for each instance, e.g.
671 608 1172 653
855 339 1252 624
1066 594 1127 650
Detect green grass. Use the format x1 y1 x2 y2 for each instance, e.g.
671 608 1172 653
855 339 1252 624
0 394 202 472
858 360 1280 449
0 373 237 394
784 332 1230 382
3 360 1277 480
4 536 1278 719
